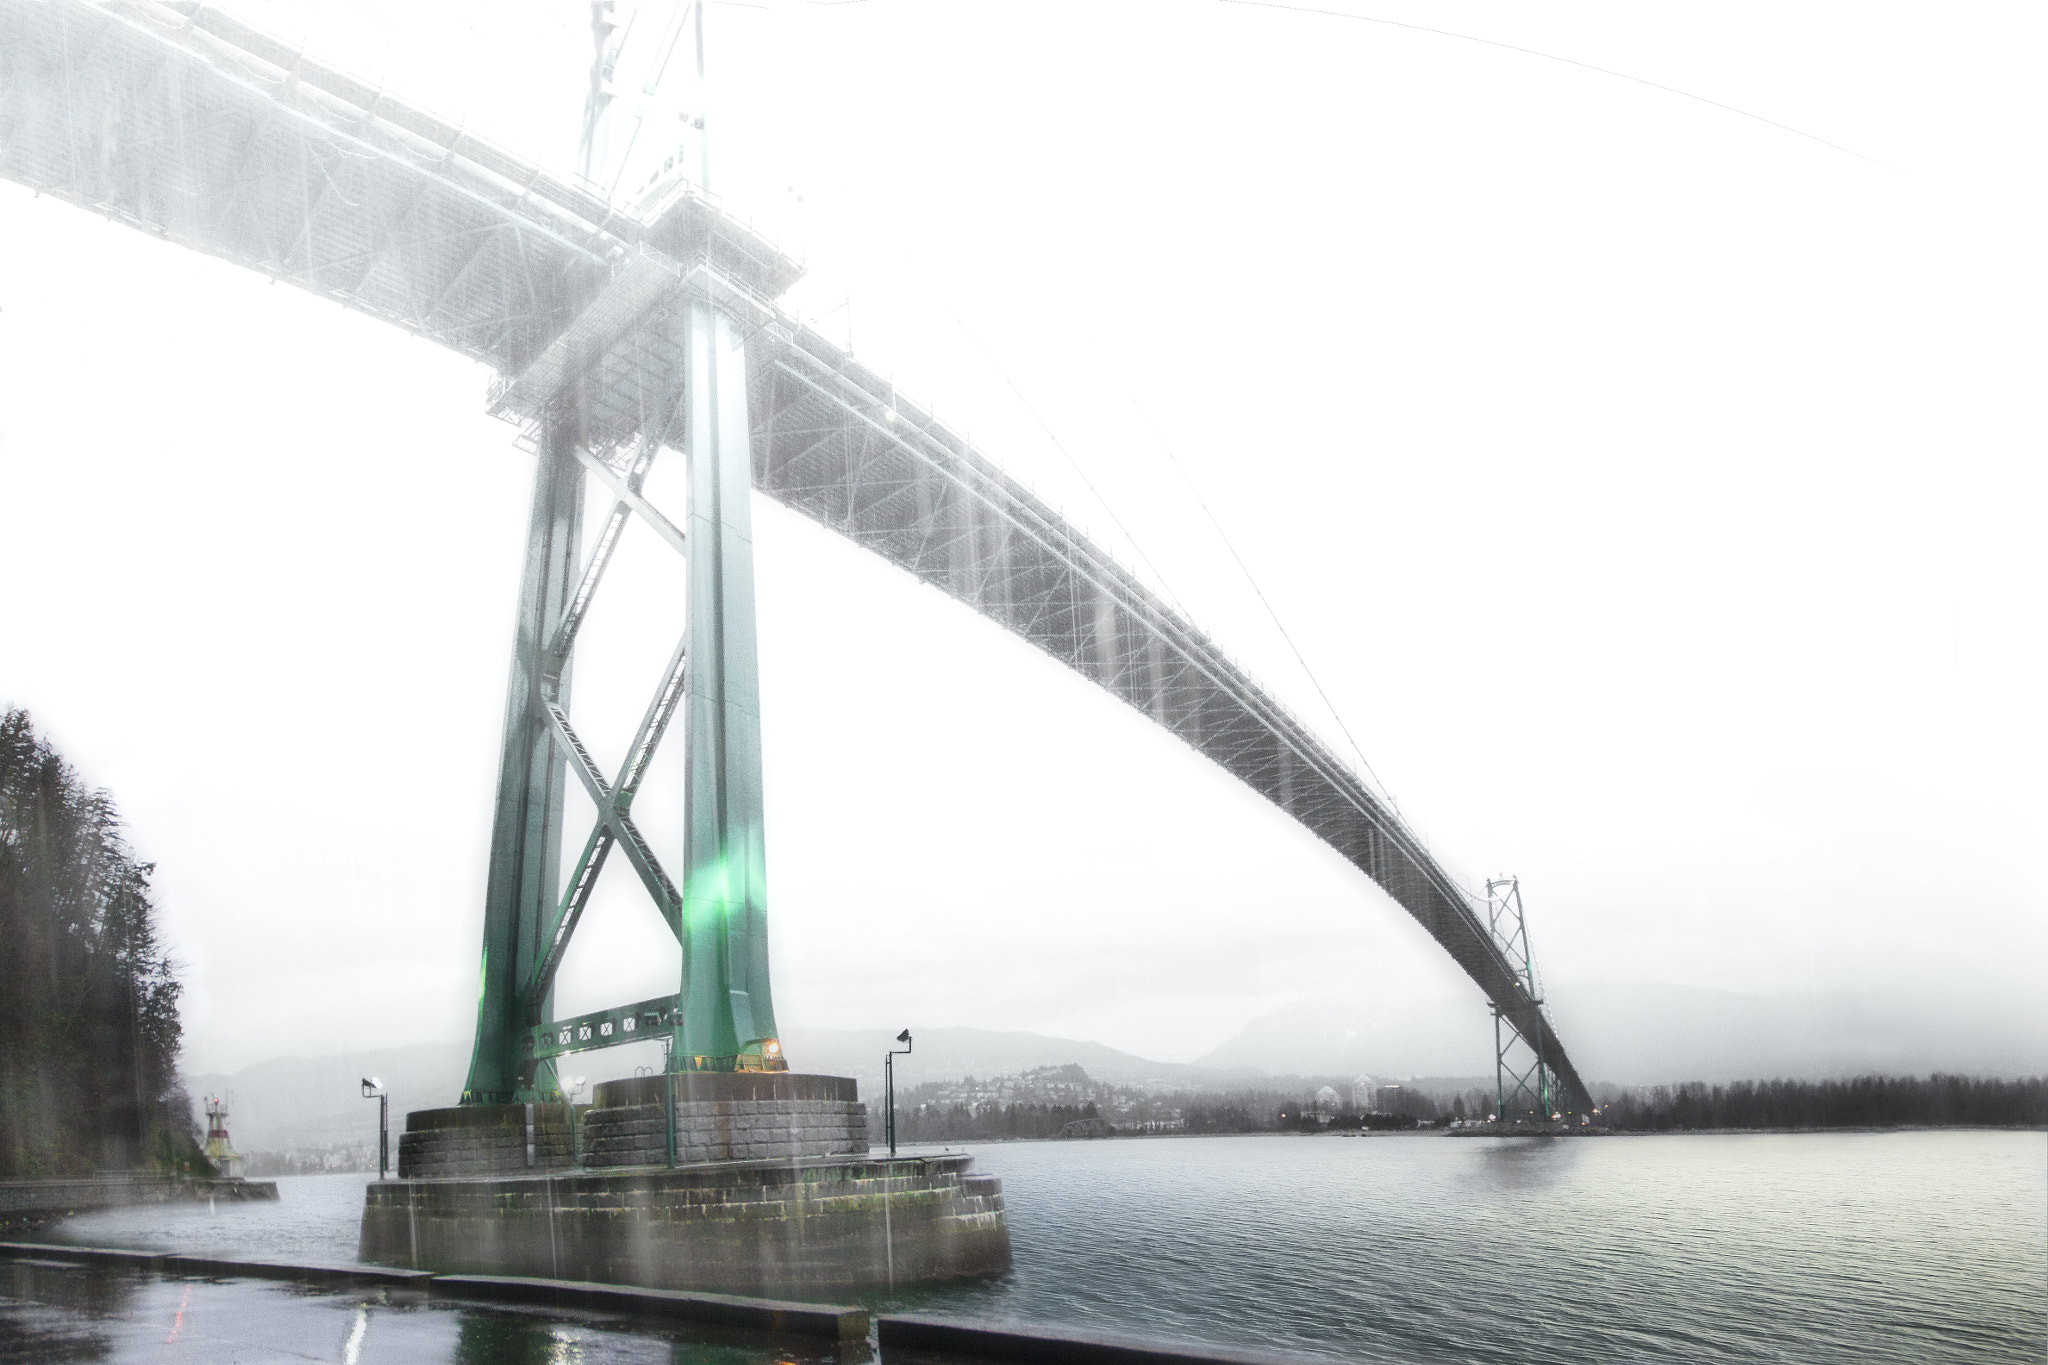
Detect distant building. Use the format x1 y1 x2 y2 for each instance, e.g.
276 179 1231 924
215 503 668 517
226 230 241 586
1352 1076 1380 1113
1314 1085 1339 1115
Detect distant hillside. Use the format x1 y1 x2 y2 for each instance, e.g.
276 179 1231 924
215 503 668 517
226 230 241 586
1196 983 2048 1086
185 1041 470 1154
1545 981 2048 1084
778 1025 1231 1092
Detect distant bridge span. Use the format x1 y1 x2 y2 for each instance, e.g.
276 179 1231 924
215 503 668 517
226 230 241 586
0 0 1593 1110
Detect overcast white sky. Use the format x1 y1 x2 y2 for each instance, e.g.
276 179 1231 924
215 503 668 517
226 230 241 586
1 1 2041 1078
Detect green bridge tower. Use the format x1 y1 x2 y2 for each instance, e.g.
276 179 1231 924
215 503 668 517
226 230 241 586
460 291 784 1104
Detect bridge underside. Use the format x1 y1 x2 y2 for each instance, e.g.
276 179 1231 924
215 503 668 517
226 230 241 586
0 0 1592 1110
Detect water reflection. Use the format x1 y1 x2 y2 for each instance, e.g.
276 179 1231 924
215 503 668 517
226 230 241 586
1470 1134 1579 1191
0 1263 862 1365
1 1260 122 1362
454 1311 580 1365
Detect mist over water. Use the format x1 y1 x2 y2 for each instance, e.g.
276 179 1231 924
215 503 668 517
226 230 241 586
39 1134 2045 1365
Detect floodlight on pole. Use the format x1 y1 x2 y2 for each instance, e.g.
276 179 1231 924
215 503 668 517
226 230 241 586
884 1030 913 1157
360 1077 388 1181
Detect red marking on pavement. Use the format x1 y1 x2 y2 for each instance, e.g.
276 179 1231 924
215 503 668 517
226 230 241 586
166 1282 191 1344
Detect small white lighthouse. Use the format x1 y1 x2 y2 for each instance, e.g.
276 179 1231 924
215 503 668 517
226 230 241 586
202 1095 244 1179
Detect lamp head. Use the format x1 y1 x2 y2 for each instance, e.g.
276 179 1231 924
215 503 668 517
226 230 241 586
895 1029 912 1044
360 1077 382 1097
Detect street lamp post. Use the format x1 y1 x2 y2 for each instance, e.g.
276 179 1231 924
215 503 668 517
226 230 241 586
566 1075 587 1165
661 1036 676 1168
884 1029 912 1157
360 1078 388 1180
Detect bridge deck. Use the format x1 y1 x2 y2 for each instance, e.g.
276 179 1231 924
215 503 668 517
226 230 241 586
0 0 1590 1108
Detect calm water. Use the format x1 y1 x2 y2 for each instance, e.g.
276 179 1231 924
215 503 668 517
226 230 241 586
32 1130 2048 1364
45 1167 377 1264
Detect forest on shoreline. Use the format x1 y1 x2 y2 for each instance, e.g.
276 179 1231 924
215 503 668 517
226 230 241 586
897 1072 2046 1144
0 708 209 1179
1593 1074 2045 1131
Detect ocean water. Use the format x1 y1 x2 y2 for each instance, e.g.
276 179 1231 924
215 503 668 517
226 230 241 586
46 1168 377 1265
36 1130 2048 1364
903 1130 2047 1364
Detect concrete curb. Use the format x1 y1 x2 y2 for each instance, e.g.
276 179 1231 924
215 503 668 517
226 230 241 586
0 1242 167 1270
879 1314 1346 1365
0 1243 866 1342
163 1255 437 1286
0 1243 429 1285
434 1273 868 1341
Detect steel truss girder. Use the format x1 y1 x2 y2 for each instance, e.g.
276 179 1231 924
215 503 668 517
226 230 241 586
0 0 798 379
748 327 1595 1112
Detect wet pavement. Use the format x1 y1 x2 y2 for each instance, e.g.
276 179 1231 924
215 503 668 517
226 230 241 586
0 1258 862 1364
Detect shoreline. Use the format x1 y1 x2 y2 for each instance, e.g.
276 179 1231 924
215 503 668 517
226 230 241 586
902 1122 2046 1150
1592 1122 2048 1137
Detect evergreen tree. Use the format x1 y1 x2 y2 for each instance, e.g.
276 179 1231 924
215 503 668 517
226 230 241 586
0 708 205 1178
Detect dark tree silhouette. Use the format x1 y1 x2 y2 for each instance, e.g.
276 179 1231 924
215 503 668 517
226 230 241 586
889 1065 2043 1144
0 708 205 1178
1597 1075 2046 1131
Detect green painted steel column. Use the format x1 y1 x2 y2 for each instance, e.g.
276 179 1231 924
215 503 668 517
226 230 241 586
463 417 584 1103
674 299 780 1071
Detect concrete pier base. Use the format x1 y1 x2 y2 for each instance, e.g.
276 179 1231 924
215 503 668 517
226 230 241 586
361 1074 1009 1295
359 1152 1008 1296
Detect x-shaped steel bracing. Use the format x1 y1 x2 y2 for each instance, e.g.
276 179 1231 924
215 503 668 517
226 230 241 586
1493 1007 1555 1122
523 398 692 1020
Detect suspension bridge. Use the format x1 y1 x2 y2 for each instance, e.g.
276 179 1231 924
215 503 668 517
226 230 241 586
0 0 1592 1120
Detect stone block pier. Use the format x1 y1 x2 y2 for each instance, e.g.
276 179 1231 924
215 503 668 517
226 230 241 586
360 1073 1009 1296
